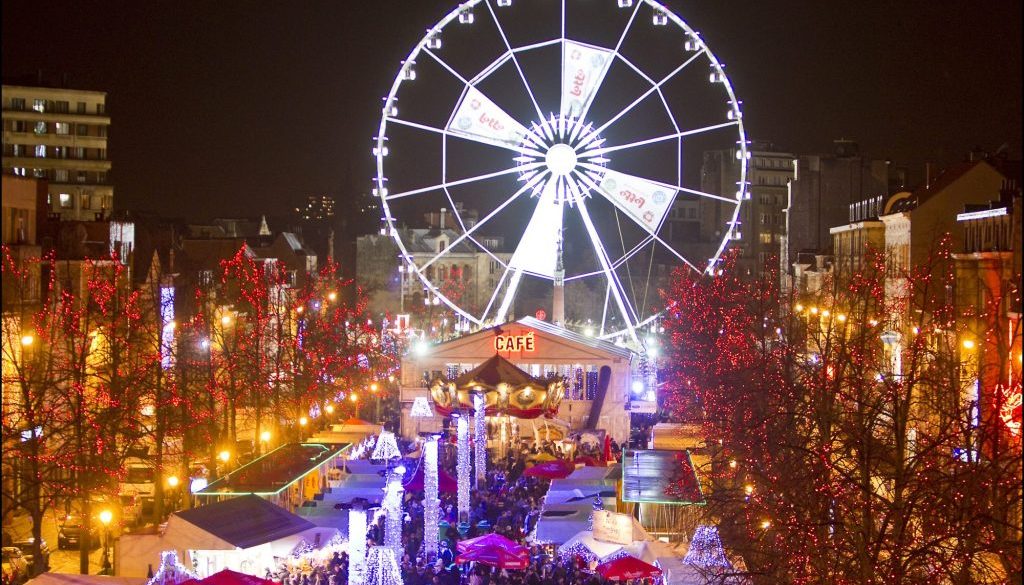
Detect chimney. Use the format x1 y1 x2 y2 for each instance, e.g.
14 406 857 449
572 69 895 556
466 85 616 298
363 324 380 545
439 207 446 230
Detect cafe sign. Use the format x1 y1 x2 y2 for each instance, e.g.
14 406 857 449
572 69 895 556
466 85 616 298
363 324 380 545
494 331 536 353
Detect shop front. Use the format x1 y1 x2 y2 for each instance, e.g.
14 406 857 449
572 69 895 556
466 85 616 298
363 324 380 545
399 317 636 442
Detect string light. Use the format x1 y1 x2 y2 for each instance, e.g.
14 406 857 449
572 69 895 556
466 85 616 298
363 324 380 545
456 414 471 521
410 396 434 418
383 474 405 559
372 430 401 461
424 435 440 559
348 508 367 585
144 550 198 585
473 394 487 485
683 525 732 568
364 546 403 585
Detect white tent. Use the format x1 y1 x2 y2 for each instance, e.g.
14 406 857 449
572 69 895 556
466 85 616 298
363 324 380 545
557 530 631 562
27 575 146 585
528 504 592 544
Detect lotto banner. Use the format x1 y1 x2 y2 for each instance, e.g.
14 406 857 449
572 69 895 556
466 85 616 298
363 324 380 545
596 170 677 234
561 40 614 119
447 86 530 148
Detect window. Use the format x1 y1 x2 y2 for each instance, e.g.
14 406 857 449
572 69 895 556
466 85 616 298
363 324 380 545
32 99 46 113
55 122 70 135
34 121 47 135
54 169 69 182
81 193 91 210
59 193 73 209
11 97 25 110
73 147 85 159
34 145 46 158
53 146 64 159
12 120 26 132
54 101 69 113
77 102 86 114
687 208 697 219
76 124 88 136
12 144 22 157
33 169 45 179
77 171 87 183
97 172 107 183
96 103 105 115
13 167 26 177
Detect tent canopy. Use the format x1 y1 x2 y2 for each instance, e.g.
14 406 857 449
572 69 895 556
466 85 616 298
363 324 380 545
597 556 662 581
27 575 147 585
403 464 458 493
172 494 315 550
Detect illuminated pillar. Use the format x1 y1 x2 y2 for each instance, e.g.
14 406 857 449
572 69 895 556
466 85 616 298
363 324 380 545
383 474 404 560
424 436 440 559
348 507 367 585
473 394 486 487
456 415 470 522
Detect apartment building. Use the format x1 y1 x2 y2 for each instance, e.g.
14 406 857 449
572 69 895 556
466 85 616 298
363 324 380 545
698 142 795 275
2 83 113 221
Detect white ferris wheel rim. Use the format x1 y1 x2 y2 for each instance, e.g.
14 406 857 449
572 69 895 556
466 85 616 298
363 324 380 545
374 0 749 346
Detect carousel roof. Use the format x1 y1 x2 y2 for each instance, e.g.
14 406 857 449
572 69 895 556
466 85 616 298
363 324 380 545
453 354 547 390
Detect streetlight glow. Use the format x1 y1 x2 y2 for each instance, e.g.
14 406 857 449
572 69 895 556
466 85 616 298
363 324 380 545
99 510 113 525
218 450 231 463
260 430 271 443
299 416 308 426
167 475 180 488
20 334 34 347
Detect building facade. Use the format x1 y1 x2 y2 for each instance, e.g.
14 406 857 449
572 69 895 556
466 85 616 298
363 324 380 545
699 142 795 275
784 142 901 280
2 84 113 220
398 317 637 443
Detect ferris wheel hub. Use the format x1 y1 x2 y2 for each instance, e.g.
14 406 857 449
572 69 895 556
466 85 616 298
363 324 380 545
545 143 578 176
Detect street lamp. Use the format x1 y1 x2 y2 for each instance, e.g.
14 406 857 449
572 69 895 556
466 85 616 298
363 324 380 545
98 509 113 574
20 333 34 347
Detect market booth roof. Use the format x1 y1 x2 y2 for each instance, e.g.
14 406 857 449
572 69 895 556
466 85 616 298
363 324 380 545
196 443 347 497
172 494 316 549
621 450 705 505
26 575 146 585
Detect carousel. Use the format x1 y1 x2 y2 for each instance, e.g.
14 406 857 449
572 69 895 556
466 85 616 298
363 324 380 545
428 354 568 446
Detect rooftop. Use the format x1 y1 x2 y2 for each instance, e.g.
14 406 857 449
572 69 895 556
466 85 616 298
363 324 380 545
620 449 704 505
173 494 314 549
196 442 348 496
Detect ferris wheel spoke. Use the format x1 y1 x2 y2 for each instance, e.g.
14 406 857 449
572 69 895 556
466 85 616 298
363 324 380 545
578 162 737 205
588 120 739 157
484 1 546 123
419 171 548 273
576 198 640 345
385 163 541 201
572 0 642 124
590 51 705 138
386 116 543 157
422 47 471 86
574 169 701 273
480 264 513 324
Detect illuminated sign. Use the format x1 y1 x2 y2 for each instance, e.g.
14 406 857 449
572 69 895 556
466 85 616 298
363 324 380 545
494 331 536 353
592 510 636 545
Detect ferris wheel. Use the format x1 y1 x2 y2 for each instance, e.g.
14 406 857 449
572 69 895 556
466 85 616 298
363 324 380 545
374 0 749 347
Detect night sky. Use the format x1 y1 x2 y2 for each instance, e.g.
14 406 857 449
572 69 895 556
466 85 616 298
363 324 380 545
3 0 1020 223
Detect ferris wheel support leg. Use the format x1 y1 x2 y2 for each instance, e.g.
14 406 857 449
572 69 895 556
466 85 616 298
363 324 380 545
576 199 639 346
494 268 523 325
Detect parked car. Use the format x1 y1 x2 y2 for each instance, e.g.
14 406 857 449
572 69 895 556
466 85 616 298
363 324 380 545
1 547 29 585
56 516 98 550
12 538 49 573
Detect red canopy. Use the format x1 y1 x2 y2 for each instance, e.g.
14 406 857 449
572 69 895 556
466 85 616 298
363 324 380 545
455 545 529 569
403 464 458 493
595 557 662 581
573 456 607 467
456 532 527 555
199 570 280 585
524 459 575 479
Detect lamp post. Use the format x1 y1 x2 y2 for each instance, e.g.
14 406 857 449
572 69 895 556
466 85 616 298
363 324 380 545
99 509 113 575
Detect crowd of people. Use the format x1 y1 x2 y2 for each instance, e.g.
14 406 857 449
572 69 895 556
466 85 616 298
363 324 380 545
271 436 653 585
